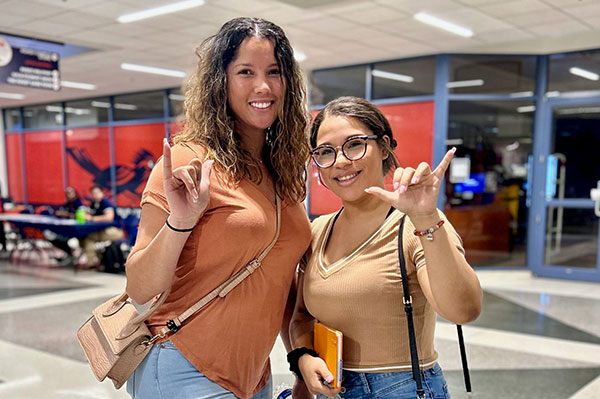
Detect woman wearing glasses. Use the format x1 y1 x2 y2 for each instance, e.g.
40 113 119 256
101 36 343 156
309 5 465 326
288 96 481 399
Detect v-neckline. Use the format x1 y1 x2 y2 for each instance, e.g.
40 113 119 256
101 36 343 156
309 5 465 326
317 207 398 277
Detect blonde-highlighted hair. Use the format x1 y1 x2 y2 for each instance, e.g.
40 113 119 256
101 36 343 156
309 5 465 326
175 17 310 203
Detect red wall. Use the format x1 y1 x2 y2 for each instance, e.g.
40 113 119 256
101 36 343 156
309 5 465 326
5 134 24 203
65 127 111 203
308 101 435 216
113 123 165 207
24 130 64 204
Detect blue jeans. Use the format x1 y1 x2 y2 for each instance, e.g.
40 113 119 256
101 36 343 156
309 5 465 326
126 340 272 399
319 363 450 399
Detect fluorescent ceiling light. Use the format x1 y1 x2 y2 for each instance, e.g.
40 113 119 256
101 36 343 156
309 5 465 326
114 103 138 111
61 80 96 90
371 69 414 83
569 67 599 81
517 105 536 113
446 79 484 88
0 92 25 99
91 101 110 108
45 105 63 113
168 93 185 101
557 106 600 115
121 62 186 78
118 0 205 23
414 12 473 38
91 101 138 110
509 91 534 98
294 49 307 62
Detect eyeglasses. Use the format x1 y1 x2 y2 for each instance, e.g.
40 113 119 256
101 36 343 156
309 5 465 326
311 135 379 168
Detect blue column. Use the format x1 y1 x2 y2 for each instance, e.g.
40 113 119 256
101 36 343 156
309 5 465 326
433 54 449 209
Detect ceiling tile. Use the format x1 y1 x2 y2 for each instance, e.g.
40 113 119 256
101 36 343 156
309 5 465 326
508 8 574 27
478 0 549 18
528 20 591 37
562 3 600 20
0 12 31 27
475 28 536 43
2 0 66 18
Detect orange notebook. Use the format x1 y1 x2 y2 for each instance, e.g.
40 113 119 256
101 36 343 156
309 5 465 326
314 322 343 390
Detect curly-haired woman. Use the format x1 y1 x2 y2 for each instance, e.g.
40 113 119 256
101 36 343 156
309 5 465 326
125 17 311 399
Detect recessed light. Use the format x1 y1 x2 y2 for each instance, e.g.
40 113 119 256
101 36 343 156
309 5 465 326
0 92 25 100
61 80 96 90
371 69 414 83
569 67 599 81
118 0 205 23
121 63 186 78
446 79 484 88
414 12 473 38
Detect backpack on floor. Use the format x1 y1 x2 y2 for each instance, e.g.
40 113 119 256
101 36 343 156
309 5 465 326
101 242 125 273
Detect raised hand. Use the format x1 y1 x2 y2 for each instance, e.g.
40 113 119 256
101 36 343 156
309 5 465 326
162 139 213 227
365 147 456 218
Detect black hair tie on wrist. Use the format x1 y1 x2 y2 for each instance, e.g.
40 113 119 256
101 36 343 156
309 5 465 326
165 219 195 232
287 347 319 381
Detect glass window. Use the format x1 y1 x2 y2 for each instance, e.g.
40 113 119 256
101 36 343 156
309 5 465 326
372 57 435 99
548 50 600 94
65 97 110 127
3 108 21 131
449 56 536 95
310 66 366 106
545 208 598 268
549 104 600 199
446 100 534 267
113 91 165 121
168 89 184 117
23 103 64 129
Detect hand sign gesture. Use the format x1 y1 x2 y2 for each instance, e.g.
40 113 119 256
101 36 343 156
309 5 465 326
162 139 213 226
365 148 456 218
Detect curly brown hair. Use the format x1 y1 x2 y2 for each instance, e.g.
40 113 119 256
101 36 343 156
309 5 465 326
175 17 310 203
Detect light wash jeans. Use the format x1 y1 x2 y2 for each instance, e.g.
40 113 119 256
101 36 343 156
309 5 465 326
318 363 450 399
126 340 272 399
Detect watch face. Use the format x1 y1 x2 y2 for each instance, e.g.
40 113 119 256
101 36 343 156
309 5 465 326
0 37 13 67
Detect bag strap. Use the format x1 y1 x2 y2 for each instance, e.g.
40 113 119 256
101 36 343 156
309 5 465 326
121 195 282 342
397 214 472 397
397 215 426 399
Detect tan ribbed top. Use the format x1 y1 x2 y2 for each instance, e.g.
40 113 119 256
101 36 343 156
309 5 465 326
301 209 464 372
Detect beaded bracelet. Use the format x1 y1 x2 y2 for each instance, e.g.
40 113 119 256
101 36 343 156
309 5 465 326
413 220 444 241
165 219 195 233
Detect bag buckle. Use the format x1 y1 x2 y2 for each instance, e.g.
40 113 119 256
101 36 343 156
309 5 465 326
142 329 167 346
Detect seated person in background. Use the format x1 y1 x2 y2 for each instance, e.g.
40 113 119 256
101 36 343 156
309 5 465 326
81 185 124 269
54 187 83 218
51 187 84 263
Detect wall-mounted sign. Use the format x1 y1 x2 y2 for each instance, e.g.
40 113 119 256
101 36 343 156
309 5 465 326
0 36 60 91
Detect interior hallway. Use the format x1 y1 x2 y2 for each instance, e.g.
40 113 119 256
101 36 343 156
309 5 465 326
0 262 599 399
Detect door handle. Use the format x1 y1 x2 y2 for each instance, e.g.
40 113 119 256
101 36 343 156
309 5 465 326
591 181 600 217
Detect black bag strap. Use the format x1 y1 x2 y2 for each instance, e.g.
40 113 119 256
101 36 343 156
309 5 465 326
397 214 472 397
397 215 426 399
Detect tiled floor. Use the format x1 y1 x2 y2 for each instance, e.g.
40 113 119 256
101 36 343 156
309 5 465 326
0 261 599 399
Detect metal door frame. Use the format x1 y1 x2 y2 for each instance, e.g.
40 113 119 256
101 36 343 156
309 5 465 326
529 94 600 281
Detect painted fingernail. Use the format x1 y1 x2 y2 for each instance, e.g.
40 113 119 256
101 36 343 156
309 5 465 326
451 147 457 152
326 375 333 383
393 182 399 190
411 177 419 184
399 185 407 193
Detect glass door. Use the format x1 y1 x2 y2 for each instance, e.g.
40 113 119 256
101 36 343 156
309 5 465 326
530 99 600 281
